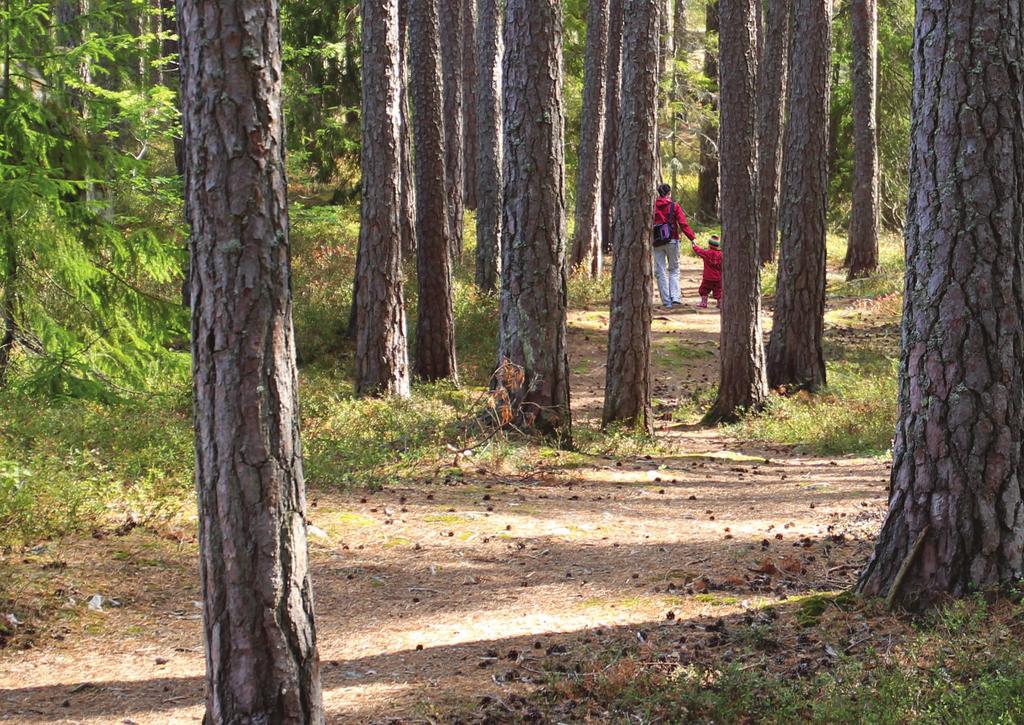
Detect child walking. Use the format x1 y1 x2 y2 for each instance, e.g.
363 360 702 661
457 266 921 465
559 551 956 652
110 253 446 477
691 235 722 308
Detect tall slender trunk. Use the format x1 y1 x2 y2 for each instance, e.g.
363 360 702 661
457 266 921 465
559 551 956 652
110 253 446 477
178 0 325 720
355 0 411 398
704 0 768 423
411 0 458 382
474 0 502 293
603 0 659 432
845 0 879 278
858 1 1024 611
439 0 465 259
398 0 417 260
766 0 831 392
697 0 720 223
500 0 571 439
673 0 687 55
600 0 625 255
570 0 609 277
755 0 792 265
0 226 16 389
462 0 478 211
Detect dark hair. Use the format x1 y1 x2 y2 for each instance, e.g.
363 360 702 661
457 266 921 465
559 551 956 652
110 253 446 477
657 183 671 197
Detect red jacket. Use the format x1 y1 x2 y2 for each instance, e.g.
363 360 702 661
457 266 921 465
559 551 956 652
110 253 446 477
692 244 722 283
653 197 696 241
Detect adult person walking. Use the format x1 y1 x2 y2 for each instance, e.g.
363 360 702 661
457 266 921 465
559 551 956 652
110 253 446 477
652 183 696 310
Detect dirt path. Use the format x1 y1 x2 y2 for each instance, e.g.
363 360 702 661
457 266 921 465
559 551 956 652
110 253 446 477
0 257 888 723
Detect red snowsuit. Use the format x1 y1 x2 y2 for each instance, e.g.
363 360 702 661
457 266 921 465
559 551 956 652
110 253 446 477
653 197 696 241
692 244 722 300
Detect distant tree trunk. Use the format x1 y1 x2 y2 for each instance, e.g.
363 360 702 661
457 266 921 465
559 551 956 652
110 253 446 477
178 0 325 721
603 0 659 432
673 0 687 55
410 0 458 382
704 0 768 423
398 0 417 260
462 0 478 211
845 0 879 278
500 0 571 438
600 0 625 255
474 0 502 293
570 0 609 277
766 0 831 392
0 229 16 388
697 0 720 223
755 0 792 265
355 0 411 398
659 0 674 88
858 1 1024 611
439 0 465 259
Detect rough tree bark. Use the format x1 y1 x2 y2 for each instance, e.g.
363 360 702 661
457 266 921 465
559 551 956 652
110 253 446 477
697 0 720 222
474 0 502 293
570 0 609 277
600 0 625 255
673 0 688 55
845 0 879 278
602 0 659 432
410 0 458 382
766 0 831 392
659 0 674 85
462 0 478 211
755 0 791 265
499 0 571 439
439 0 465 259
857 1 1024 610
704 0 768 423
398 0 417 260
178 0 325 720
355 0 410 398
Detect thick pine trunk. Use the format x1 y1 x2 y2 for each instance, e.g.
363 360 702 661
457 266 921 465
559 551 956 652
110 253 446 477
398 0 417 260
600 0 625 256
462 0 478 211
474 0 502 293
570 0 609 277
755 0 791 266
602 0 659 432
410 0 458 382
766 0 831 393
355 0 411 398
499 0 571 439
845 0 879 278
697 0 720 223
704 0 768 423
178 0 325 721
439 0 465 259
858 2 1024 611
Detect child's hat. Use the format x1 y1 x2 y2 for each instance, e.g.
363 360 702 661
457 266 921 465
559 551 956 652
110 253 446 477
709 235 721 248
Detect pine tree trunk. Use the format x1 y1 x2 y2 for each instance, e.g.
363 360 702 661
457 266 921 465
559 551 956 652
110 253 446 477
474 0 502 293
704 0 768 423
439 0 465 259
462 0 478 211
500 0 571 439
570 0 609 277
845 0 879 278
755 0 791 266
766 0 831 393
178 0 324 720
697 0 720 223
673 0 687 55
603 0 659 432
659 0 674 88
600 0 625 256
0 229 16 389
411 0 458 382
858 1 1024 611
355 0 411 398
398 0 417 260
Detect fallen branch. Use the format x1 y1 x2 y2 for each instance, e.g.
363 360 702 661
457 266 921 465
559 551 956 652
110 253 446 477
885 526 929 610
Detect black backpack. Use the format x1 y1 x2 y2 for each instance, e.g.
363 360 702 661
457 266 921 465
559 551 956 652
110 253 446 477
652 201 679 247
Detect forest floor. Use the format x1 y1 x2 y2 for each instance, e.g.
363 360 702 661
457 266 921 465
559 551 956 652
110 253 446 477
0 257 901 723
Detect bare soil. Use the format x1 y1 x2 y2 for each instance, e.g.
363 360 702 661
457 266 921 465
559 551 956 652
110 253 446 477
0 258 888 723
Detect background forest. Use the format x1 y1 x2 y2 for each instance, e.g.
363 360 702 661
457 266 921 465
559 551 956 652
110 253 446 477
11 1 1024 723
